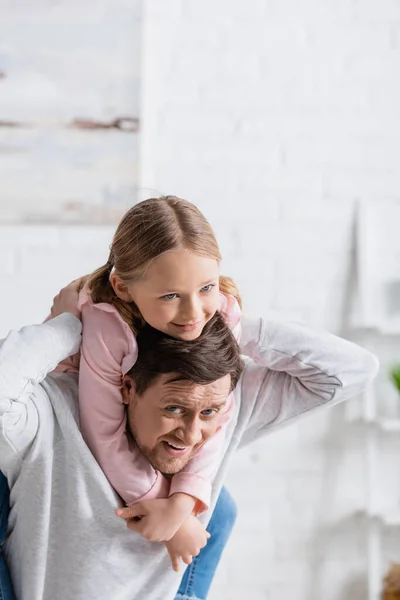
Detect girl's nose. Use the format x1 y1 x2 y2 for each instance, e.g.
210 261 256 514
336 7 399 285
181 296 201 321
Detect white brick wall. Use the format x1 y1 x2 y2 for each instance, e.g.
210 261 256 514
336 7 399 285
139 1 400 597
1 0 400 598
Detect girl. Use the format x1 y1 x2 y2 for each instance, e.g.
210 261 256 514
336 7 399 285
55 196 242 559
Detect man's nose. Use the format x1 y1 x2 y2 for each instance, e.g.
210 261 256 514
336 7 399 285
177 417 203 446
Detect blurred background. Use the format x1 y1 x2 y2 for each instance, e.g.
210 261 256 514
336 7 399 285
1 1 400 598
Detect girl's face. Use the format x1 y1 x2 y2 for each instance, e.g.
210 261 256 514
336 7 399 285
124 249 220 340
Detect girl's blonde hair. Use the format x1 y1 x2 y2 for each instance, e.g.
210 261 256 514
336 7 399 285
86 195 241 332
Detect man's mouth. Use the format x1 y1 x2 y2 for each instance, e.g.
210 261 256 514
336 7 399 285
162 441 190 456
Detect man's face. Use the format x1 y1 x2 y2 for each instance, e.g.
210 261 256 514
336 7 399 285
122 373 232 474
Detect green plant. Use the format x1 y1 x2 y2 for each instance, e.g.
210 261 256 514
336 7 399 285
390 364 400 393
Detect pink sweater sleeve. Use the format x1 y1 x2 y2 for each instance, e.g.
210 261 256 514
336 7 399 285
169 293 241 513
78 299 169 505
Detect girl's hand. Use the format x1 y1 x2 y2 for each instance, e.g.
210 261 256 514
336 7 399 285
164 515 210 572
50 278 86 320
116 494 196 543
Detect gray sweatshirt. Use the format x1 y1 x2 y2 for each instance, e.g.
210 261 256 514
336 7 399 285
0 313 378 600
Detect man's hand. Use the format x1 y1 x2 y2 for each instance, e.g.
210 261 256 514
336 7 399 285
50 278 86 321
164 515 210 572
115 494 196 543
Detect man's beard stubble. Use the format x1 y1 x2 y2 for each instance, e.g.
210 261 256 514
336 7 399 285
127 421 193 475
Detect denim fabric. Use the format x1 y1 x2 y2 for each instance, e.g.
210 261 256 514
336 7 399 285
0 472 15 600
175 487 237 600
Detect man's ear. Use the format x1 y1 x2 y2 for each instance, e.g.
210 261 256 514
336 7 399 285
121 375 136 405
110 273 134 302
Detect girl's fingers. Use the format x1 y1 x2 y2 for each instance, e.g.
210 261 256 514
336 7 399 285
172 557 180 572
116 503 145 520
126 519 144 534
167 550 181 572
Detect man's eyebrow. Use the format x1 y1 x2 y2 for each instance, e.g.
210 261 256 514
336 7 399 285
207 398 227 409
161 379 228 409
160 397 227 409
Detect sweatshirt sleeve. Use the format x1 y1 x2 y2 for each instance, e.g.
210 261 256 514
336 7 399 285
78 302 169 506
236 316 379 447
0 313 82 468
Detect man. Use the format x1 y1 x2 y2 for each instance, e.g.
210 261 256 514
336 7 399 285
0 282 378 600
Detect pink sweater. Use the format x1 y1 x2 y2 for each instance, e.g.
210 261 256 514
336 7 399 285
55 292 241 512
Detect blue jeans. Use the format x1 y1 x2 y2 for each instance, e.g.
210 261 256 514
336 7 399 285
175 487 237 600
0 472 15 600
0 473 235 600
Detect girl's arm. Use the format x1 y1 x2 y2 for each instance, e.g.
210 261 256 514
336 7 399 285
78 302 170 505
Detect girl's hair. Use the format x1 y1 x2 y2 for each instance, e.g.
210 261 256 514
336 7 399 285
86 195 241 331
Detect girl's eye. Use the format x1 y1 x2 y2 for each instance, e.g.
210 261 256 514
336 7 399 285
201 409 217 417
201 284 215 293
165 406 182 414
161 293 178 301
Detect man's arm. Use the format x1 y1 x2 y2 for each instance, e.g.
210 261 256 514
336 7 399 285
0 313 82 403
237 316 379 445
0 281 83 469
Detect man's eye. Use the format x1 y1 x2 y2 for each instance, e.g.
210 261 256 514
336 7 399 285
201 409 217 417
201 284 215 293
165 406 182 414
161 293 178 301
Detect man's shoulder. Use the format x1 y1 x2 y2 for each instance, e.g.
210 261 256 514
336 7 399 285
41 372 80 434
237 357 266 394
232 358 265 418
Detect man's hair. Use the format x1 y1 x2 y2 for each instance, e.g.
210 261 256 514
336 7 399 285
126 312 244 395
